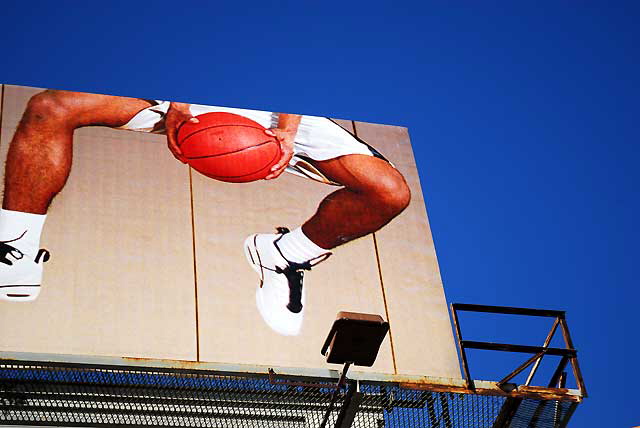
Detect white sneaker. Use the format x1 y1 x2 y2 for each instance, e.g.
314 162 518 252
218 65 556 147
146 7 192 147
0 236 50 302
244 227 330 336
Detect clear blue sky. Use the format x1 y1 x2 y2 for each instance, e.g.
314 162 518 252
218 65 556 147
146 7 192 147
2 2 638 426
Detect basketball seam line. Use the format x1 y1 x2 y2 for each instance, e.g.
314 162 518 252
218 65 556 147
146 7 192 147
189 150 280 179
179 123 265 144
184 140 278 160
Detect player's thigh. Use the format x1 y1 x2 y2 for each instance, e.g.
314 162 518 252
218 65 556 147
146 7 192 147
27 90 152 129
309 154 407 194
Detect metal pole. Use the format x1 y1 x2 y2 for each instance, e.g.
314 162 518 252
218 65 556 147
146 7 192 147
334 380 363 428
319 362 351 428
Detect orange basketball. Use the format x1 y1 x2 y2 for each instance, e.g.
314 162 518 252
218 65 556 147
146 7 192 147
177 112 281 183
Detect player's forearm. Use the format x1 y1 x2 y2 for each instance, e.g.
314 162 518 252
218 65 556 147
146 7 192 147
277 113 302 132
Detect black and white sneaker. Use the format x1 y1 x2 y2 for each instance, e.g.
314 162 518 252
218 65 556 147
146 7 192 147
0 232 50 302
244 227 330 336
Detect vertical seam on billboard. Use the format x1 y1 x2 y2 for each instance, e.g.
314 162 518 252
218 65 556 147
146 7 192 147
372 232 398 374
353 120 399 375
189 167 201 361
0 85 4 152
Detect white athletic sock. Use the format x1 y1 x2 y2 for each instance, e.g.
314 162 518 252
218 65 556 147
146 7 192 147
0 209 46 259
276 227 330 264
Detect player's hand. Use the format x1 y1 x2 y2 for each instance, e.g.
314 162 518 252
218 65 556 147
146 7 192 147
165 102 199 163
264 128 295 180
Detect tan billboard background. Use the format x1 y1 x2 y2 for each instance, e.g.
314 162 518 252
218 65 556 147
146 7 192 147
0 84 460 378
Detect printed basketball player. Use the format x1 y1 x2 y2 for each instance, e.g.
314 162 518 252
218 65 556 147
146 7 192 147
0 90 410 336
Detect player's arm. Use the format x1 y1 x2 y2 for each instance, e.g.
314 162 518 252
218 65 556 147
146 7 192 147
165 102 199 163
265 113 301 180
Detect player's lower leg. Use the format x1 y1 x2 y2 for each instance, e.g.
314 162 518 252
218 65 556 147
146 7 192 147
246 154 410 335
0 90 151 302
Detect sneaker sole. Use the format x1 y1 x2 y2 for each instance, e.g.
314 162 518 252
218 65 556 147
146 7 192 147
0 285 40 302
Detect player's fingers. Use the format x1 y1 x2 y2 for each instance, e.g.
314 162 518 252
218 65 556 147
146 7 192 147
173 115 194 131
166 124 187 163
166 130 182 155
265 151 293 180
266 129 288 143
179 114 199 126
265 164 284 179
271 146 292 171
269 163 289 179
167 143 187 164
265 168 284 180
167 140 184 162
172 152 187 163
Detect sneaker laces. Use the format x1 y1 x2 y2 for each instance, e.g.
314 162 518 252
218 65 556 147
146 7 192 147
272 227 331 314
0 231 26 266
275 254 330 313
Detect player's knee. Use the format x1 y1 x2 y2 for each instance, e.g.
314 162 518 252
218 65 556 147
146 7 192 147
23 91 73 125
372 172 411 215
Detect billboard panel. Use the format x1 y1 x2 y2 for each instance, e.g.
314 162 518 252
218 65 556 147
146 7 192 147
0 84 459 378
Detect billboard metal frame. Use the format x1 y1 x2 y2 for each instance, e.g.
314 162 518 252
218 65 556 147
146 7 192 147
0 350 582 427
0 305 586 410
450 303 586 398
2 302 586 427
0 348 583 405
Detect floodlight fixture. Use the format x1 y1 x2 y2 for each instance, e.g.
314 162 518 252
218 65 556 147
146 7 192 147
321 311 390 367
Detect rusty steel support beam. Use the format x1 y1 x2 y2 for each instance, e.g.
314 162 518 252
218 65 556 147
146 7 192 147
426 392 438 426
529 399 549 428
548 356 570 389
438 392 453 428
530 368 570 428
498 351 546 387
525 317 560 386
558 372 567 389
452 303 565 318
558 318 587 397
461 341 576 357
450 304 474 390
558 402 579 428
401 382 581 403
492 397 523 428
447 303 586 406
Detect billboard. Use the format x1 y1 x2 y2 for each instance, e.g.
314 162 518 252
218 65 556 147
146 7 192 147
0 84 459 378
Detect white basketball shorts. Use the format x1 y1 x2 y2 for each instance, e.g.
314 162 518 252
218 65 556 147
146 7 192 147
118 101 388 184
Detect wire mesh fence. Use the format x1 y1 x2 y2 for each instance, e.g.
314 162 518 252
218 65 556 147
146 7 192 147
0 360 577 427
349 384 575 427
